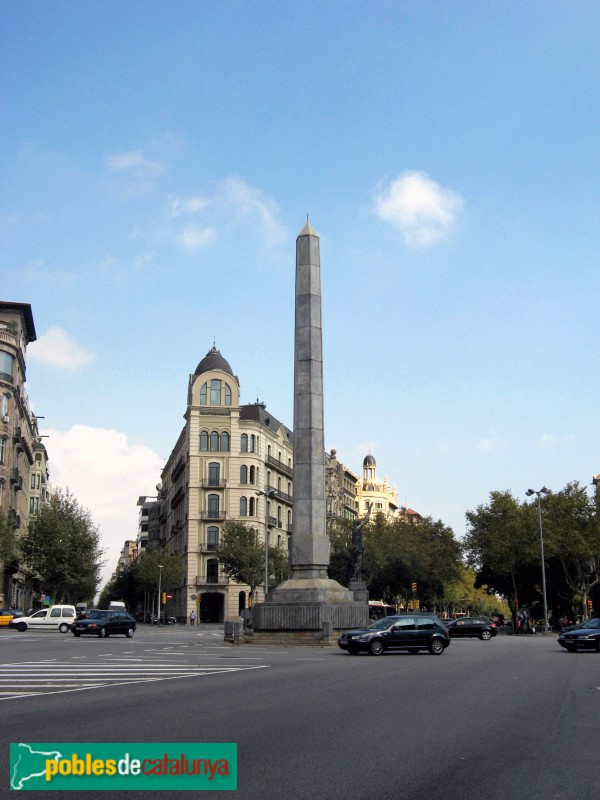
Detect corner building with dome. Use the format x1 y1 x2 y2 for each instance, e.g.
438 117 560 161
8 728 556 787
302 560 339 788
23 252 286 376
158 346 293 624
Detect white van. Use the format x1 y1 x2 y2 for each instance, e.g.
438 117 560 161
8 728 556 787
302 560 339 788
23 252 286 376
10 605 76 633
109 601 126 611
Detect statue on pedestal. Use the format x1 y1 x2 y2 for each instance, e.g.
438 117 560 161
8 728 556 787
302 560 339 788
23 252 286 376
350 503 372 582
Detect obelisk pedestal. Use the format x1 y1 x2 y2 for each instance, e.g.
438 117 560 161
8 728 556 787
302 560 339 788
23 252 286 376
251 220 368 642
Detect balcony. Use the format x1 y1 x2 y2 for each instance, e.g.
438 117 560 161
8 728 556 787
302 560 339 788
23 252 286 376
10 468 23 490
201 479 227 489
266 454 293 478
200 542 219 553
267 485 292 504
170 486 186 510
195 573 230 585
201 510 228 521
171 456 186 482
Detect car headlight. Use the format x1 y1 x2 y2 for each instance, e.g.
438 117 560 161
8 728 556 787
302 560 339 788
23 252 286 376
350 635 361 640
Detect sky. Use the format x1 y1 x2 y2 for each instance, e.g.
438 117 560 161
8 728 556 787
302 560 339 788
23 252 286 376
2 1 600 590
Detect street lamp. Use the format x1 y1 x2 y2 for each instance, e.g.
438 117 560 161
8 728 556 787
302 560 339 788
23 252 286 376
255 488 277 595
526 487 549 635
156 564 164 623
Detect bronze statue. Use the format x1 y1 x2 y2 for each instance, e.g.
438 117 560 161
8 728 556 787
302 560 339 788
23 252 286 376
350 503 372 582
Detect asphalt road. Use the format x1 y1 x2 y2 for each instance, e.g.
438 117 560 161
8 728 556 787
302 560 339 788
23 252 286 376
1 626 599 799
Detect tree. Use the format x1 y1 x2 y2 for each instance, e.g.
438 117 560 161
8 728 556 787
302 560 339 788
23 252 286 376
20 488 104 603
216 520 289 599
0 511 18 566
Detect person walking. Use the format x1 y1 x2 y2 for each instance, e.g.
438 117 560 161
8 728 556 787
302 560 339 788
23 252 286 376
190 609 196 626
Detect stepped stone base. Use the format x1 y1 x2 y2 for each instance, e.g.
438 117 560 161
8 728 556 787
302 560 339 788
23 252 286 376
250 578 369 638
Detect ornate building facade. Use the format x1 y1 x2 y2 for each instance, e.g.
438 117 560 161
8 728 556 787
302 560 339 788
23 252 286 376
158 347 293 623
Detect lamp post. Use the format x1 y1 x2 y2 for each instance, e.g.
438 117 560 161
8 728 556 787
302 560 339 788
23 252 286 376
255 488 277 596
526 487 549 635
156 564 164 623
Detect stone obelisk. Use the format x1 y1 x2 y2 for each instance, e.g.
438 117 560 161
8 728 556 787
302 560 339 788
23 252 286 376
251 220 367 640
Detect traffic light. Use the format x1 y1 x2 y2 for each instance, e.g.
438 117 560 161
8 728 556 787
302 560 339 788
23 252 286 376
587 599 593 611
161 592 166 604
411 582 417 592
514 599 518 609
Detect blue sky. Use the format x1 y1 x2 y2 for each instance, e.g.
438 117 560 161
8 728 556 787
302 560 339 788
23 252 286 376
3 2 600 588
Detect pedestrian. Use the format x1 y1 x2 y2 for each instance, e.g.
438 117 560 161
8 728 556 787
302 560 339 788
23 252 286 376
190 609 196 626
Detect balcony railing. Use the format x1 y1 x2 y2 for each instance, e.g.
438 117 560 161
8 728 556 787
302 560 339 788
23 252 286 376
195 574 230 585
201 510 228 521
267 485 293 504
200 542 219 552
266 454 293 478
201 479 227 488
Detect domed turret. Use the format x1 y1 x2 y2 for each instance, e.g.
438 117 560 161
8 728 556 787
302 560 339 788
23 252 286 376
194 346 234 377
363 454 376 467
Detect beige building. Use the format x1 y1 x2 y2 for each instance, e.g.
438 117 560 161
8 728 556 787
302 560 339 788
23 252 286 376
0 301 44 608
357 454 399 519
159 346 293 623
325 449 359 523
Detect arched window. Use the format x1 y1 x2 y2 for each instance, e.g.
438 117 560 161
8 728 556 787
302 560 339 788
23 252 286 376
249 465 255 485
200 383 207 405
277 476 281 491
208 462 220 486
240 465 248 485
225 384 231 406
207 526 219 549
287 481 291 496
207 494 220 517
268 445 272 457
220 431 229 452
250 434 256 452
0 437 6 465
241 434 248 452
277 534 282 547
240 496 248 516
200 431 209 451
249 496 255 517
210 431 219 451
210 379 221 405
287 510 292 530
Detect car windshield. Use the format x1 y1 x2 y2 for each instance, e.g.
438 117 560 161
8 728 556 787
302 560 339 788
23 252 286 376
86 610 110 619
368 617 399 631
579 618 600 629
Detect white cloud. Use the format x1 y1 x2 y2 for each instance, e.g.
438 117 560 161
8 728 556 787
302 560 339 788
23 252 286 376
219 176 286 247
178 224 216 250
105 150 165 178
478 432 501 451
28 326 96 372
539 433 576 446
374 170 463 248
167 194 209 218
46 425 164 591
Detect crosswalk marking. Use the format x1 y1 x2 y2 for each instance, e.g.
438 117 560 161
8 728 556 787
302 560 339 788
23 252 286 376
0 659 267 700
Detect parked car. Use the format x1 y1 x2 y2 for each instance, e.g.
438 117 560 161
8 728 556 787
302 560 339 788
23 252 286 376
338 613 450 656
71 609 137 638
0 609 23 627
557 618 600 652
445 617 497 640
9 605 76 633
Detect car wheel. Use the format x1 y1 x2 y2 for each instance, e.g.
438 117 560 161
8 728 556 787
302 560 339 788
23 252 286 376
368 639 385 656
58 623 69 633
480 629 492 640
98 628 108 638
73 632 81 637
126 628 135 638
16 622 27 632
429 638 445 655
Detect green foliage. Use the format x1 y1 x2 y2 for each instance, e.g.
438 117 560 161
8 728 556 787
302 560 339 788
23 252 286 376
329 512 463 610
97 549 186 610
20 488 104 603
216 520 289 593
0 511 19 565
464 482 600 619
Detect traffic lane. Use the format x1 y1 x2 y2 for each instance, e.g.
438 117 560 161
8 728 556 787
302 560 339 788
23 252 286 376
1 636 599 800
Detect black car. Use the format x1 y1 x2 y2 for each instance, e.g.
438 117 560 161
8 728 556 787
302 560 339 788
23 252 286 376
445 616 497 640
71 609 137 638
557 617 600 652
338 613 450 656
